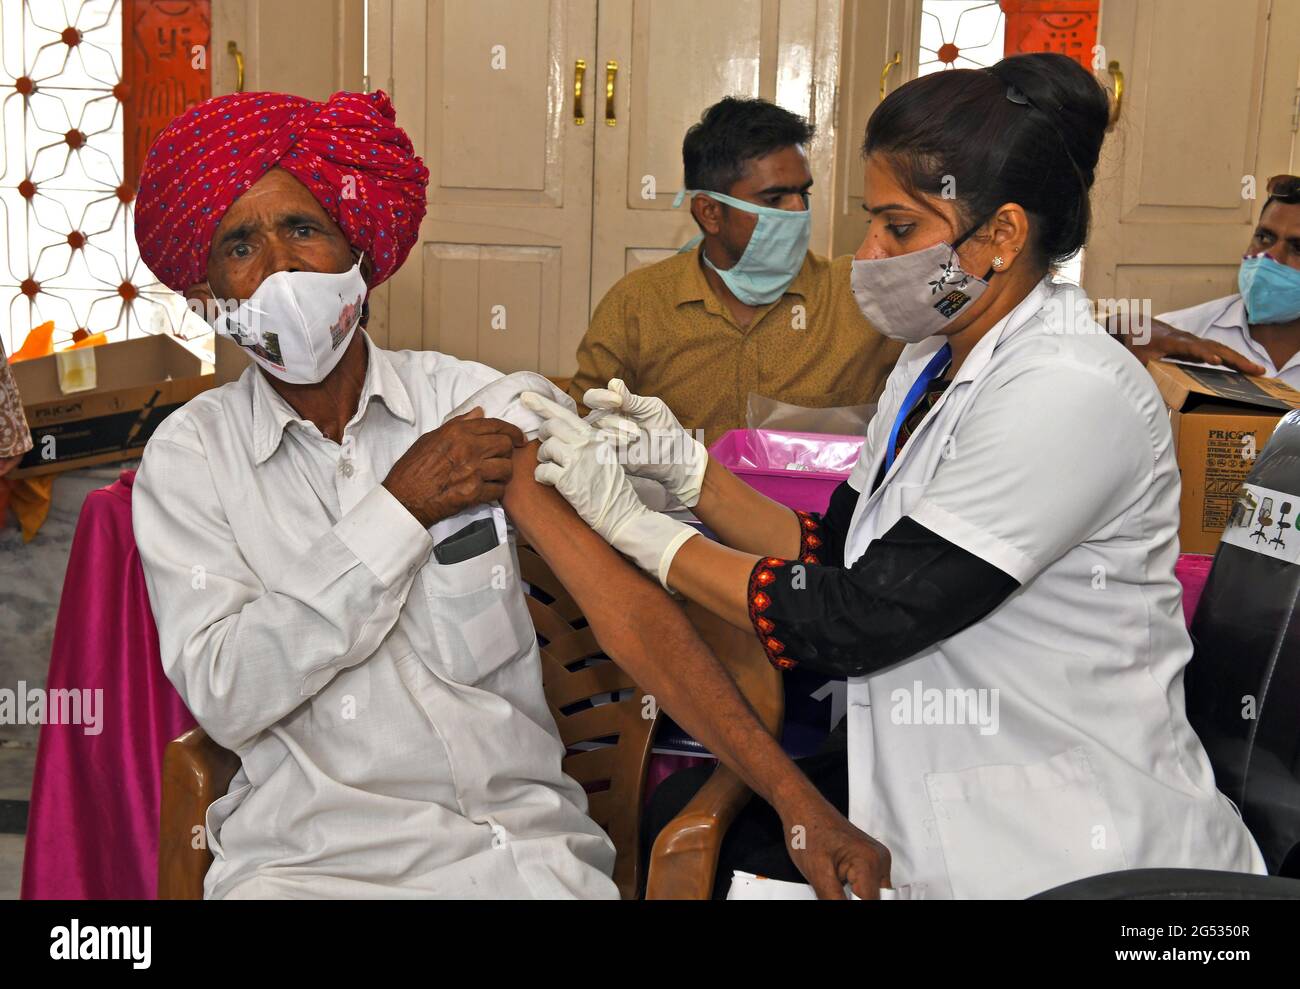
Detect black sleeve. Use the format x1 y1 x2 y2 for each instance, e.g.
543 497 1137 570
746 515 1019 678
790 479 859 570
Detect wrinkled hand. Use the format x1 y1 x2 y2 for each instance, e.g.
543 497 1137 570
1123 318 1267 375
583 378 707 507
522 390 696 587
778 791 893 900
382 407 526 528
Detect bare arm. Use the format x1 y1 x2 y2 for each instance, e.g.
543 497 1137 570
503 441 795 804
502 440 890 897
689 456 805 559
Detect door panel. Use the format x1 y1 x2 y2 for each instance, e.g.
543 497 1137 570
831 0 918 259
421 243 558 373
436 1 558 201
368 0 596 374
1085 0 1300 314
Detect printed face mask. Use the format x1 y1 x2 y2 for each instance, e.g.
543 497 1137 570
850 221 994 344
212 257 367 385
673 188 811 305
1238 253 1300 325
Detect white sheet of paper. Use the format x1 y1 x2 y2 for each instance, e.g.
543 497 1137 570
726 870 905 900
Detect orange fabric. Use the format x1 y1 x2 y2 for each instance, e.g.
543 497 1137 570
11 321 55 362
1 474 54 542
65 332 108 350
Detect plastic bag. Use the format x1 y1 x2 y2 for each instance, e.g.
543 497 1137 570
747 391 876 437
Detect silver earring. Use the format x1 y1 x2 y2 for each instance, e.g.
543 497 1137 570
992 256 1005 270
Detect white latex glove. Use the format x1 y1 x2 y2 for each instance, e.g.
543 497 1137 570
521 391 697 589
583 378 707 508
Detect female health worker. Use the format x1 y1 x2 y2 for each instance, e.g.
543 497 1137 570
521 52 1266 899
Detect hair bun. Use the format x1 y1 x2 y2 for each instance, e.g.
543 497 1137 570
988 53 1109 184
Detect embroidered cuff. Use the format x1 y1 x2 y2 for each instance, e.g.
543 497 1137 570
795 511 823 564
747 557 798 671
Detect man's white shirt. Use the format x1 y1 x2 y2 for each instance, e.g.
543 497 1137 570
132 332 618 899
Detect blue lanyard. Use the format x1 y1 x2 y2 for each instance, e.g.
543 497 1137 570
884 343 952 473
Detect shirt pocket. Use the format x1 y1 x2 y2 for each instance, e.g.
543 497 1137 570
419 523 535 686
923 745 1128 899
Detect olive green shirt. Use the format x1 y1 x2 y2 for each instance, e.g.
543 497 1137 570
568 245 902 446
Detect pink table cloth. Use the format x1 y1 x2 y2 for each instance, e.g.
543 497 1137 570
21 468 196 900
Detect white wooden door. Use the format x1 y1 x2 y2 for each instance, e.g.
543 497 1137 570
831 0 919 259
588 0 844 325
1084 0 1300 315
367 0 597 375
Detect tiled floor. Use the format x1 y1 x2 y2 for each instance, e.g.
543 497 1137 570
0 745 34 898
0 834 24 899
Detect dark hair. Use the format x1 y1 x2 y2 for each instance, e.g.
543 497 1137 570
682 97 815 193
862 52 1110 269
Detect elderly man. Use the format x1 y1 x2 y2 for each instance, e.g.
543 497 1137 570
130 90 887 899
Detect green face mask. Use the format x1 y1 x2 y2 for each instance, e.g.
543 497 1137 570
674 188 811 305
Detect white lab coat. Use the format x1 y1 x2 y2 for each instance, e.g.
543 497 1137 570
1159 293 1300 387
133 333 617 899
841 278 1265 899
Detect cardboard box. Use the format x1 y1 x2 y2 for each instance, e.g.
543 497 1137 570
1148 360 1300 555
9 333 214 479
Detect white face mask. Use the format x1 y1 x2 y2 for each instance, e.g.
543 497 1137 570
212 258 367 384
850 221 993 344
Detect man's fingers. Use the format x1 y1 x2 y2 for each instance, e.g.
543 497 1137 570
450 406 485 421
803 860 847 901
475 456 514 483
458 415 528 447
844 859 886 901
1205 343 1267 376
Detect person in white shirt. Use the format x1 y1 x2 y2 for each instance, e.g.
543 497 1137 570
128 89 889 899
525 53 1266 898
1157 175 1300 386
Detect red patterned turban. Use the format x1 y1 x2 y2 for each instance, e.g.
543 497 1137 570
134 90 428 292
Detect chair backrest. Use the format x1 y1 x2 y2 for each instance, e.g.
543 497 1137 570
516 543 658 900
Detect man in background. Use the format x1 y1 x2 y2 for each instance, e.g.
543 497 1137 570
1155 174 1300 385
568 98 899 446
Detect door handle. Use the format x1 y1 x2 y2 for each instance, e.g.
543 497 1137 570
227 41 245 93
880 50 901 102
605 60 618 126
1107 59 1124 127
574 59 586 125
